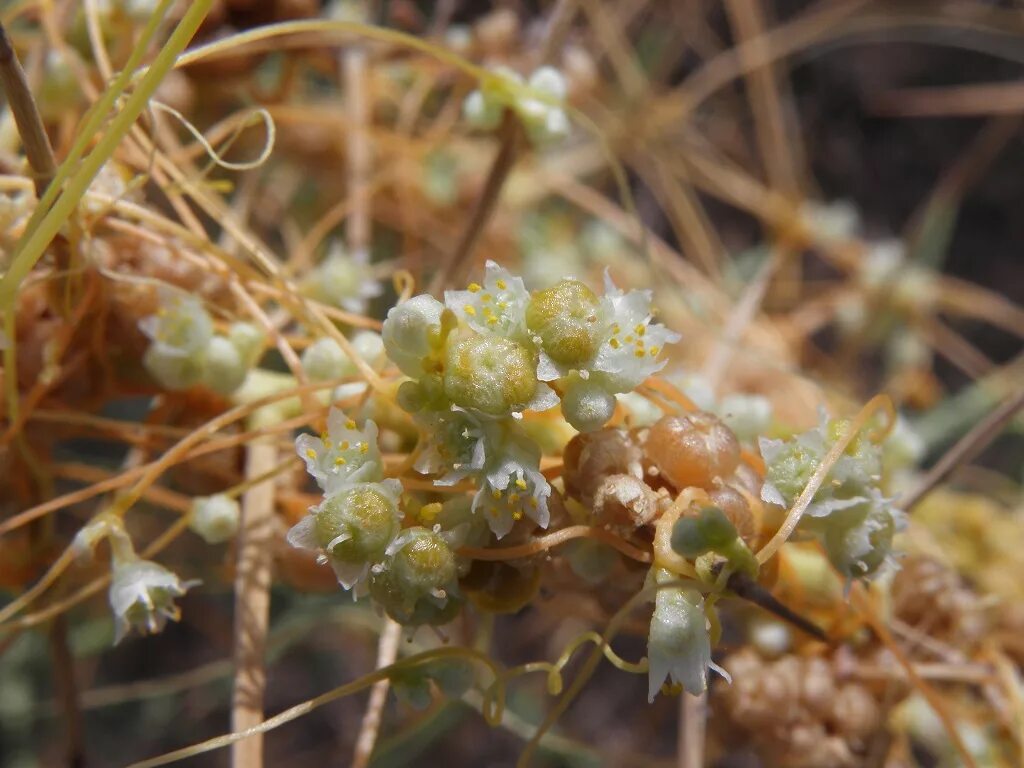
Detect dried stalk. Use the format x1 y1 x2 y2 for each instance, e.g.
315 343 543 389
351 618 402 768
230 441 278 768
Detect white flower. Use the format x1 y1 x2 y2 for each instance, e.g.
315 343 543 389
189 494 240 544
444 261 530 339
304 243 383 314
139 286 213 358
413 407 487 485
296 409 384 495
382 294 445 378
590 271 681 393
471 424 551 538
108 559 197 643
462 66 571 145
646 570 728 700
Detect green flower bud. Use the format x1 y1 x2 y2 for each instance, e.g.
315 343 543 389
561 377 616 432
526 279 601 367
315 484 401 564
443 334 538 415
382 295 444 377
670 506 738 558
202 336 247 395
389 528 458 600
301 337 350 381
142 345 204 390
228 322 265 367
189 494 240 544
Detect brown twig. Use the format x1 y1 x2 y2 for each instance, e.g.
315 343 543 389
901 389 1024 512
351 618 402 768
0 22 57 196
230 441 278 768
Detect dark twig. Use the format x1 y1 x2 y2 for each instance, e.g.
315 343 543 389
0 23 57 197
901 388 1024 512
727 571 829 642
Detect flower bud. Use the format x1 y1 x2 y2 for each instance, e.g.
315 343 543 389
142 344 204 390
561 377 616 432
202 335 247 395
189 494 240 544
108 559 196 643
388 527 458 601
382 295 444 377
227 322 265 367
301 337 350 381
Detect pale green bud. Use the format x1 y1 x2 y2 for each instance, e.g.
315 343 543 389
301 337 350 381
189 494 240 544
382 295 445 377
227 322 265 367
202 336 247 395
561 377 616 432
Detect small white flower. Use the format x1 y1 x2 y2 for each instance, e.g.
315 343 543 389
108 559 197 643
296 409 384 495
413 407 488 485
139 286 213 358
444 260 530 340
189 494 240 544
304 243 383 314
462 66 571 145
591 271 681 393
646 570 728 701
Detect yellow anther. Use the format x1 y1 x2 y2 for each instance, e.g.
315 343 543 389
496 301 508 310
487 316 497 325
419 502 442 523
468 283 482 293
495 279 508 290
464 305 477 316
481 293 492 303
611 323 620 333
359 442 369 454
609 338 621 349
491 488 503 500
305 448 317 459
529 498 538 509
635 324 645 336
634 349 645 358
512 511 523 521
345 419 357 429
649 346 660 356
334 456 347 466
625 335 634 343
340 440 350 450
508 493 520 504
515 477 528 490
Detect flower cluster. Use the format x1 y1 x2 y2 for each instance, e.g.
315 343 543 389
382 261 678 538
287 409 466 625
463 66 571 145
759 414 904 582
139 287 263 394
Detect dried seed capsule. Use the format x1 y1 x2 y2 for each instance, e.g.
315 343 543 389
708 485 758 547
563 428 643 507
644 413 740 490
593 473 662 527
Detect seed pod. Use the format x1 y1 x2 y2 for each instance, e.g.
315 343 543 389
644 413 740 490
443 334 538 415
563 428 643 507
461 560 540 614
708 485 758 547
593 473 663 527
526 279 602 368
313 484 401 565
